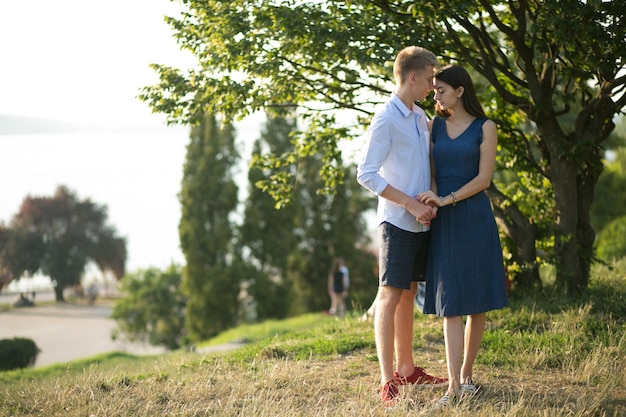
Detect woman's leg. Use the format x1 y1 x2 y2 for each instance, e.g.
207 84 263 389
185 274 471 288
329 292 338 315
460 313 486 383
337 293 346 318
443 316 464 394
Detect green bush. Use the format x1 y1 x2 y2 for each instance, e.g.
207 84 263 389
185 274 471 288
595 215 626 260
0 337 40 371
112 265 186 350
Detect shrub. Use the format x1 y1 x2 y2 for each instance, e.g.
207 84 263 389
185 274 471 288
0 337 40 371
595 215 626 260
112 265 186 350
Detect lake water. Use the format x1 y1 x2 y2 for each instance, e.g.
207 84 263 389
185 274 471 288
0 115 267 287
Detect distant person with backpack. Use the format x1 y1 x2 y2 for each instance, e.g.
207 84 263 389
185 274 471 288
328 257 349 318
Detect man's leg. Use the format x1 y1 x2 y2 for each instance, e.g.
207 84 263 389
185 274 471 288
375 284 402 384
394 281 418 376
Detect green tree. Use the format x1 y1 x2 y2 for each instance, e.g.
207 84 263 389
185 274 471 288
0 222 44 289
2 186 126 302
240 115 301 320
241 114 377 318
285 153 376 314
92 231 127 282
179 113 241 341
591 140 626 261
111 265 186 350
591 126 626 234
141 0 626 295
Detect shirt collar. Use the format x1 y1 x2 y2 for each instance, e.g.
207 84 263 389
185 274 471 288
391 92 416 117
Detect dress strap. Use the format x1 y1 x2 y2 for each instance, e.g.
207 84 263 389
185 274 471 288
431 117 444 143
476 118 487 144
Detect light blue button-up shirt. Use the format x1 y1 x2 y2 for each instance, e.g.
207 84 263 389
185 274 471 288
356 93 431 233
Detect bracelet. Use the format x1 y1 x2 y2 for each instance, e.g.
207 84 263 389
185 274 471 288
439 196 443 206
450 191 457 206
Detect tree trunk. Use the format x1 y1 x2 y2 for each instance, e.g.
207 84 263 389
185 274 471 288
546 112 606 295
575 144 603 293
551 153 585 295
487 184 542 291
54 285 65 302
577 184 597 291
510 224 541 291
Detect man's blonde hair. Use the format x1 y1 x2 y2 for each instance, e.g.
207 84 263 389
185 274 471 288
393 46 438 83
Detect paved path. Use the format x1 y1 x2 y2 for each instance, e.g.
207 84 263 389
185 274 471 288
0 301 167 368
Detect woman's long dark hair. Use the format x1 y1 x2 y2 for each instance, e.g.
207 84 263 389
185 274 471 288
435 65 486 119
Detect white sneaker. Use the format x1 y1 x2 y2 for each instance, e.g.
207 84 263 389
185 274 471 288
459 380 480 399
433 393 458 409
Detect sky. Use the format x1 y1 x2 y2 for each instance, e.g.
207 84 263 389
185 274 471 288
0 1 263 279
0 0 194 124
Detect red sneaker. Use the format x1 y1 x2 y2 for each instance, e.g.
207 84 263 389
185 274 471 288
394 366 448 386
380 379 400 406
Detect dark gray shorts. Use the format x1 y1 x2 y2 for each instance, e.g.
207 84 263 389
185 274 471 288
378 221 430 290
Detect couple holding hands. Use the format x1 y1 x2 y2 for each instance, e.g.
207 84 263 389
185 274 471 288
357 46 508 408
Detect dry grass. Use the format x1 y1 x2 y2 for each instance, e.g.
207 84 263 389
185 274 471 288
1 342 624 416
1 326 624 416
1 261 625 416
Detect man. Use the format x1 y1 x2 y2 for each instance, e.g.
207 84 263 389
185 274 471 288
357 46 447 406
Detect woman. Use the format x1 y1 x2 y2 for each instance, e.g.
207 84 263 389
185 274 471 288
327 257 349 318
417 65 509 407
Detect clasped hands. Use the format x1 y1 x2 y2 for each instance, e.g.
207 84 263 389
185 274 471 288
412 190 440 226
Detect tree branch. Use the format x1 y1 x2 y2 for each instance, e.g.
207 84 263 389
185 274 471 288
446 16 531 111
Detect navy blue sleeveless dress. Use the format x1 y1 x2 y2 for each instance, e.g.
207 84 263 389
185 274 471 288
423 117 508 317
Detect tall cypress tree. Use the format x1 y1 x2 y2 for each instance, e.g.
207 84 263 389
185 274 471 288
179 113 240 341
240 115 301 320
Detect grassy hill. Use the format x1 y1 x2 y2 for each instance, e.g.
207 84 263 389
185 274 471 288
1 261 624 416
